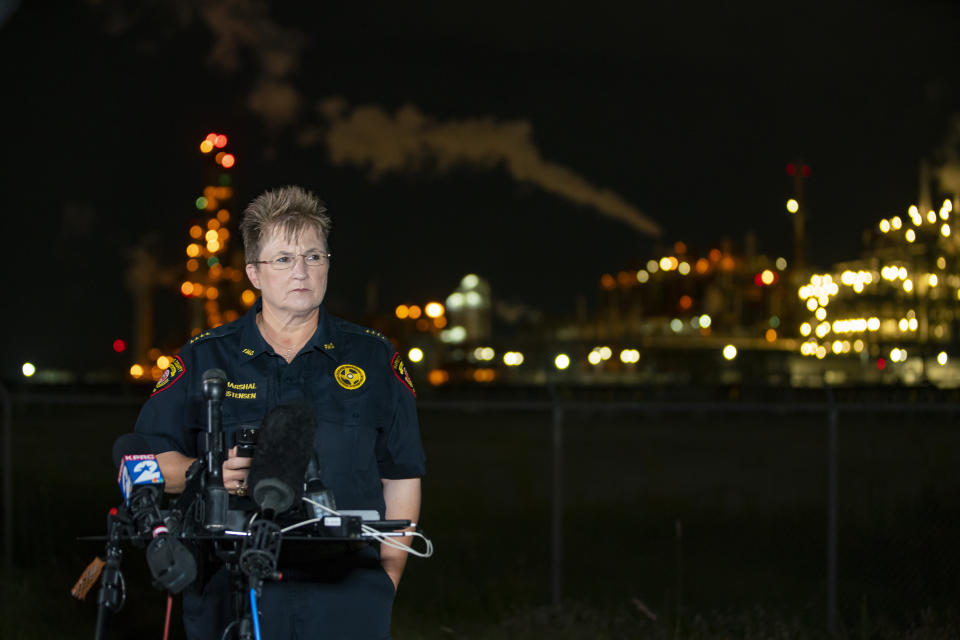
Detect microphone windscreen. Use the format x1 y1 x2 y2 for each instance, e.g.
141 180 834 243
201 368 228 403
246 404 316 513
201 368 227 385
113 433 153 469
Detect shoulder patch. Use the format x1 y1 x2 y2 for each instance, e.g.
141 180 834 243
151 356 185 397
390 352 416 397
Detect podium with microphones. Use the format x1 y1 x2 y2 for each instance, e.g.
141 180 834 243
81 368 433 640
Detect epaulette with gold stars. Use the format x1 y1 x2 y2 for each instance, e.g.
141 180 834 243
363 327 388 341
188 330 214 345
337 320 396 349
187 323 239 346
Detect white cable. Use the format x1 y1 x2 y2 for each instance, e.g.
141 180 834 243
372 527 434 558
280 517 324 533
296 496 434 558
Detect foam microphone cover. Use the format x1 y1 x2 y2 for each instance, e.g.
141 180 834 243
201 368 227 402
246 404 316 514
112 433 153 469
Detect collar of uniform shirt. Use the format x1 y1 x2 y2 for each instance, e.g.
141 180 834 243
239 299 341 363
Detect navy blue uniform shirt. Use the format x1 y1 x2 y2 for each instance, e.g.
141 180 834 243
134 300 425 516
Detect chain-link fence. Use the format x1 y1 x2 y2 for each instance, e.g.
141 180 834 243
414 395 960 635
2 387 958 638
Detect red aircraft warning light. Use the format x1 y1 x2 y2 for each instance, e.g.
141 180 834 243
786 163 811 177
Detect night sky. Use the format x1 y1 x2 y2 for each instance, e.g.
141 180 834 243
2 0 958 379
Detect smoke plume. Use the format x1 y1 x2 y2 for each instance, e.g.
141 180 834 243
88 0 304 129
311 98 662 237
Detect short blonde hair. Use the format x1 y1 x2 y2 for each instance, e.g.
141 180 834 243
239 185 332 263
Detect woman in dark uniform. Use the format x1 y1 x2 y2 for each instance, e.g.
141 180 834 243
134 185 426 639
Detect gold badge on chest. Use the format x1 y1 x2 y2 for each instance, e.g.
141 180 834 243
334 364 366 390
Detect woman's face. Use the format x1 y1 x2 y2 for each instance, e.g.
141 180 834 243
245 225 329 317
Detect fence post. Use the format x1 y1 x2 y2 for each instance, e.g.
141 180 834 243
826 390 839 634
1 382 12 569
551 402 563 609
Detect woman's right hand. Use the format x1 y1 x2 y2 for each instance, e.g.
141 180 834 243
223 446 252 495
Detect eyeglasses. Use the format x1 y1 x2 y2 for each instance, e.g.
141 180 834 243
251 252 332 271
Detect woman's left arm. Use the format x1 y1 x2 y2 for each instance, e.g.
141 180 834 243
379 477 422 589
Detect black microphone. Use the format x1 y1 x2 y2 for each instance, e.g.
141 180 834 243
246 404 316 516
202 368 227 407
112 434 197 593
201 368 228 531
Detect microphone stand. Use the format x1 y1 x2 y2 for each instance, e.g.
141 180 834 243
201 369 228 531
199 368 274 640
199 369 253 636
94 510 130 640
235 518 282 640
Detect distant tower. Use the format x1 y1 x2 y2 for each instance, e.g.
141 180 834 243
445 274 492 343
786 161 811 273
128 133 247 381
918 158 933 214
181 132 250 333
